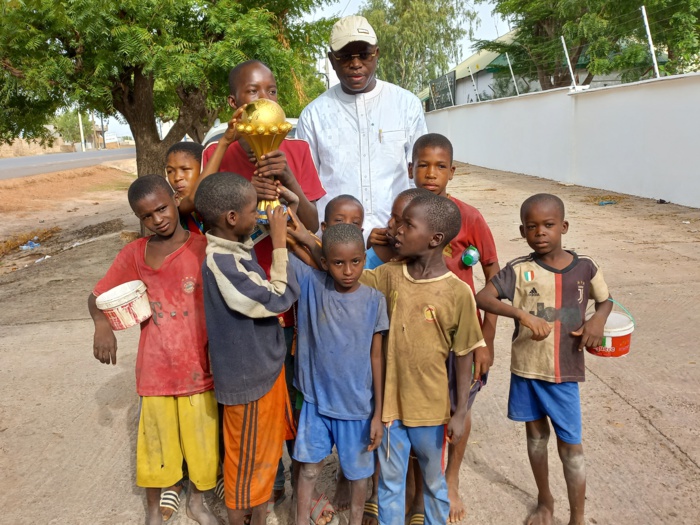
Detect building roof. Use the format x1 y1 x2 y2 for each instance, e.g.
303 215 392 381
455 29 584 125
418 30 516 101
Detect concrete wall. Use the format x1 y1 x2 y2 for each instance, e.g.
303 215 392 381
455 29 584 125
426 73 700 209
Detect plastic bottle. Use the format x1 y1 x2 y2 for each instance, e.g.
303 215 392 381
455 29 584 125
461 245 480 267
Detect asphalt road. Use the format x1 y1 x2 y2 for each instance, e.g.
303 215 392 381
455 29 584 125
0 147 136 180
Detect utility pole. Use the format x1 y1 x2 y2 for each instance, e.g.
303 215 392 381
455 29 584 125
77 111 86 152
100 114 107 148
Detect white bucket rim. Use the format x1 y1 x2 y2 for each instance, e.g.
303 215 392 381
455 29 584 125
603 311 635 337
96 280 148 311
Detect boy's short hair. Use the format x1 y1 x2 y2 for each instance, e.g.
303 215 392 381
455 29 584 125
412 133 453 163
194 172 254 226
323 194 364 223
409 193 461 246
228 60 269 95
322 223 365 258
397 187 431 205
166 141 204 163
127 174 174 209
520 193 566 222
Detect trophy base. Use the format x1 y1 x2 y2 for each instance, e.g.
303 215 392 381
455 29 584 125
256 202 288 225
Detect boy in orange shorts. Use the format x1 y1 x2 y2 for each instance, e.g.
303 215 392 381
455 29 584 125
194 172 300 525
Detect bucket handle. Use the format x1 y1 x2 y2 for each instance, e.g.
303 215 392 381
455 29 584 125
607 297 635 327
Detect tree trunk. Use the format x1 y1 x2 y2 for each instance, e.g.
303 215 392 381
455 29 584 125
111 67 210 177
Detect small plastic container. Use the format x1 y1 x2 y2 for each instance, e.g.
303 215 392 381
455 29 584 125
95 280 152 331
586 311 635 357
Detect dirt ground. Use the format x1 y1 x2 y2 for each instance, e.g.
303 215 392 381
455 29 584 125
1 161 699 525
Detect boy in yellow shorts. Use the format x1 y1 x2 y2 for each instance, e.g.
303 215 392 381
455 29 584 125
89 175 219 525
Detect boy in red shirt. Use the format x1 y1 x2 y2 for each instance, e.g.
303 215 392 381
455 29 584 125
88 175 218 525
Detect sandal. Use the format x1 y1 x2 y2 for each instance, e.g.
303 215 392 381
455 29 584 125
310 493 337 525
214 475 225 500
409 512 425 525
362 500 379 525
160 486 184 522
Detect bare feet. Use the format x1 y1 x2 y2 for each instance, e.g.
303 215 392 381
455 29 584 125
185 486 219 525
334 471 351 512
446 485 466 523
147 506 164 525
526 503 554 525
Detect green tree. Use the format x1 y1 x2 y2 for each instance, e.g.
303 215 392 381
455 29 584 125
475 0 700 90
360 0 478 93
0 0 331 176
52 110 94 145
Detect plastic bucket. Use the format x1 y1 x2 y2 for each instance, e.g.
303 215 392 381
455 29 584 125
586 311 634 357
95 280 151 331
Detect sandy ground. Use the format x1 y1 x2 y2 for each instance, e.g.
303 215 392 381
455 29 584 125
1 161 699 525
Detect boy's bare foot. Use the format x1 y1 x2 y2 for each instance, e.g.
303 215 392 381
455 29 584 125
147 506 164 525
334 472 351 511
185 487 218 525
526 503 554 525
446 485 466 523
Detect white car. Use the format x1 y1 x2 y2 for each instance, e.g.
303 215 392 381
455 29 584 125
202 118 299 148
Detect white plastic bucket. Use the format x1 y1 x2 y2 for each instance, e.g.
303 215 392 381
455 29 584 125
96 280 151 331
586 311 635 357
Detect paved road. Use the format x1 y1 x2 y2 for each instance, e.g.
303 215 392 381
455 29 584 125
0 148 136 180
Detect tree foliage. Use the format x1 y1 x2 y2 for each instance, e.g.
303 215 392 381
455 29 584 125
0 0 333 175
52 110 94 144
360 0 478 93
475 0 700 90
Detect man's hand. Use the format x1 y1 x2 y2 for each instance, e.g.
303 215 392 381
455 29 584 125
447 410 468 444
368 416 384 452
520 313 551 341
572 315 606 350
256 150 293 185
93 324 118 365
267 204 289 250
368 227 390 247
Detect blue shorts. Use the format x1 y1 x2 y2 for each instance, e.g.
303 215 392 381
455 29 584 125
508 374 582 444
293 401 374 480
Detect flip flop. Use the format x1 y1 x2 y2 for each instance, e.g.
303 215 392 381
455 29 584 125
310 493 337 525
362 500 379 524
409 512 425 525
160 487 184 522
214 475 225 500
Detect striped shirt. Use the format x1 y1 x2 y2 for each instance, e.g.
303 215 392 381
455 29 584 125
202 233 300 405
492 252 609 383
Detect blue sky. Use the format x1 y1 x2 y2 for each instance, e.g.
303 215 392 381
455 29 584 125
108 1 506 138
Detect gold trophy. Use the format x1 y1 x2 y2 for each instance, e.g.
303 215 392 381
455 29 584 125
236 99 294 223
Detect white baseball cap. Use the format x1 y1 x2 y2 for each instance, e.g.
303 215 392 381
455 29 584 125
330 16 377 52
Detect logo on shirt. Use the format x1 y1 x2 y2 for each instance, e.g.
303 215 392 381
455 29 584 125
423 305 437 322
577 281 585 304
182 276 196 295
529 288 540 297
524 270 535 282
442 243 453 258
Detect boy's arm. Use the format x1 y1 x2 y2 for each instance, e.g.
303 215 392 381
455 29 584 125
286 208 323 269
572 296 613 350
476 281 552 341
368 332 384 452
447 350 474 444
255 150 319 232
88 293 118 365
187 109 245 214
474 261 500 379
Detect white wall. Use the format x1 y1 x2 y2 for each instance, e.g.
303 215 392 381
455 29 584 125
426 73 700 209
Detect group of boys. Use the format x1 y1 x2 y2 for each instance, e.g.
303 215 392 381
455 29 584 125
89 14 613 525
